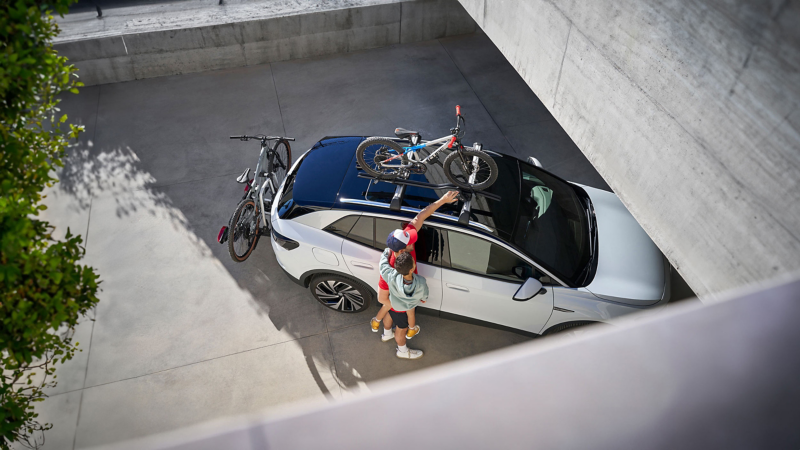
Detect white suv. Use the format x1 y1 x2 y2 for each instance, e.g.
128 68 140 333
270 137 669 336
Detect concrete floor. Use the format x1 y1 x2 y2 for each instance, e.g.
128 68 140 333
26 32 691 449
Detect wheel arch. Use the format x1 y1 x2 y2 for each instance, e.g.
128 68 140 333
541 320 600 336
301 269 377 300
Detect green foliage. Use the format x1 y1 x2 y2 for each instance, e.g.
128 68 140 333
1 0 100 448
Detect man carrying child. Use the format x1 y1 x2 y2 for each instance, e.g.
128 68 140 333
379 248 428 359
370 190 459 359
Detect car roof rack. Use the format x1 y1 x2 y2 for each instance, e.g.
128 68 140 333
356 172 501 226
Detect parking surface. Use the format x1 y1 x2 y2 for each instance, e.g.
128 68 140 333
29 32 691 449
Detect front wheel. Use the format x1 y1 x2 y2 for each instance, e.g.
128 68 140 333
228 198 261 262
356 137 408 180
443 148 499 191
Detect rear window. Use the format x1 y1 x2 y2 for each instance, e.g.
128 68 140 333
347 216 374 247
325 215 358 238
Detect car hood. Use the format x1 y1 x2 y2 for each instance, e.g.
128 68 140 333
581 185 666 306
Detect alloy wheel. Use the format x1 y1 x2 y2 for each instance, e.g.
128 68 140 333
314 280 365 312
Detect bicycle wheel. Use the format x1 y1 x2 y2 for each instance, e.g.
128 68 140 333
356 137 407 180
228 198 261 262
443 148 499 190
271 140 292 187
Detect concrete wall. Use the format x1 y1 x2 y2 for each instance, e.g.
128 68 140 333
459 0 800 299
110 274 800 449
55 0 476 86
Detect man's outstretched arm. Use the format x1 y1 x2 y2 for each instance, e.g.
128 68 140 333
409 190 459 231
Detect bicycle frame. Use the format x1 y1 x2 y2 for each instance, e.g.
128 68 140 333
403 135 455 163
251 142 280 228
383 107 467 168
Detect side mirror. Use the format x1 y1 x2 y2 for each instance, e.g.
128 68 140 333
513 277 546 301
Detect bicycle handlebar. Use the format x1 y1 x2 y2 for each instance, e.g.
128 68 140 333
229 135 296 141
456 105 461 116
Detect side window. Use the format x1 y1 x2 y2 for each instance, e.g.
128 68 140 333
347 216 374 248
374 218 403 251
373 218 440 265
445 230 537 282
414 225 441 265
324 215 358 238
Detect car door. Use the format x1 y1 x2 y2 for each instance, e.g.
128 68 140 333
334 215 377 286
440 229 553 334
334 215 443 311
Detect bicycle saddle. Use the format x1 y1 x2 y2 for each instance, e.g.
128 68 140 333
394 128 419 139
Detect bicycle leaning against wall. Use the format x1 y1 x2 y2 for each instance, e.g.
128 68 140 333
217 134 294 262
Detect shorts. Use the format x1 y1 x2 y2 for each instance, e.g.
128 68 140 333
388 309 409 329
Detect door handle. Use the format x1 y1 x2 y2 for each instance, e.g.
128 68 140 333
351 261 373 270
446 283 469 292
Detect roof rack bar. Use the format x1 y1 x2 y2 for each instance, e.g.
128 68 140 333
356 172 501 202
356 172 501 231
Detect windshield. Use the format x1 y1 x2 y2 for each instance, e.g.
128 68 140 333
513 162 591 286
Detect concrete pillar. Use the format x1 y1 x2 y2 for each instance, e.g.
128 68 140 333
459 0 800 299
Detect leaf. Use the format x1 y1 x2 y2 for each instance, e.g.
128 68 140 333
1 0 102 443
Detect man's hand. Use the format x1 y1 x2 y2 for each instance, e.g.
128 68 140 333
438 190 459 205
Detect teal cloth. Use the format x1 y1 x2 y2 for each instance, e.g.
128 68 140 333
379 248 429 312
531 185 553 218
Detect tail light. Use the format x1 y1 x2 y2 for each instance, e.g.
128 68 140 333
272 229 299 250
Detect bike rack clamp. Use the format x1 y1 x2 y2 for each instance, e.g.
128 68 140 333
390 183 406 212
458 193 472 225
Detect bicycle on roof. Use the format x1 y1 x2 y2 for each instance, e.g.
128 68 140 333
356 105 499 191
217 134 294 262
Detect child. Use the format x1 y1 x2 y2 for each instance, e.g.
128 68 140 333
379 248 429 360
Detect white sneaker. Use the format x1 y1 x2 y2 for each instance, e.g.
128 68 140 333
381 329 395 342
396 347 423 360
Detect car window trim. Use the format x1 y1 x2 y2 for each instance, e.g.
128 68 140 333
355 211 567 287
442 263 527 285
339 198 495 234
325 213 442 267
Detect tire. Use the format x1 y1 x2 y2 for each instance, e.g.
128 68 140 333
261 140 292 206
443 148 499 191
309 274 373 313
271 140 292 188
356 137 408 180
227 198 261 262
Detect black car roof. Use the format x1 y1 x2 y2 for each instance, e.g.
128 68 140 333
292 136 521 239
